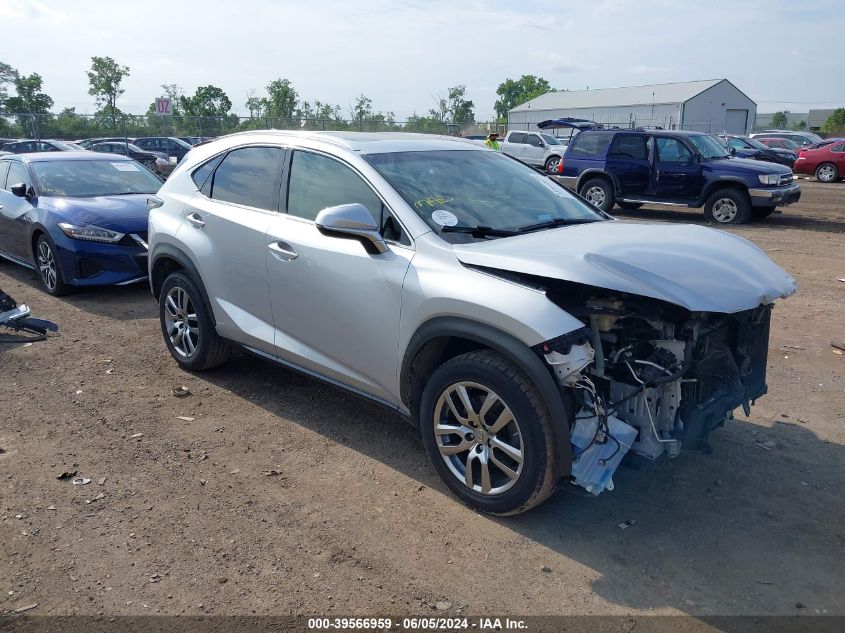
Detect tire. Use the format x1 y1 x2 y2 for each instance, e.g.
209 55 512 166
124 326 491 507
544 155 562 174
419 350 558 515
815 162 839 183
751 207 776 220
703 188 751 225
616 201 643 210
579 178 614 212
34 234 72 296
159 270 230 371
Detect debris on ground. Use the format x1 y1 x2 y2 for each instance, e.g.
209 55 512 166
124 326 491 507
617 520 636 530
540 565 552 573
263 469 283 477
71 477 92 486
98 477 107 486
831 341 845 354
171 386 191 398
12 603 38 613
229 468 240 474
780 345 805 351
57 470 77 481
434 600 451 610
130 433 144 439
176 416 195 422
754 440 778 451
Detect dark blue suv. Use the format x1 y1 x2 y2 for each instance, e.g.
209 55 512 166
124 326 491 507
557 130 800 224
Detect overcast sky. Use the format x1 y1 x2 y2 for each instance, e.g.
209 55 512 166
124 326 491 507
2 0 844 119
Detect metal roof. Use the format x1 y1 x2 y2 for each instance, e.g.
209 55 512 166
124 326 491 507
510 79 730 112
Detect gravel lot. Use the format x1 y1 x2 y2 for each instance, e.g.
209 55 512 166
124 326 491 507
1 180 843 618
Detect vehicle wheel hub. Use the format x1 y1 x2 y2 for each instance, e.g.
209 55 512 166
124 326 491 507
585 186 605 207
712 198 738 223
818 165 835 181
433 381 524 496
37 241 57 290
164 286 199 358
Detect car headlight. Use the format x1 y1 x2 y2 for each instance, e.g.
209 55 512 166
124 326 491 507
58 222 125 243
758 174 780 185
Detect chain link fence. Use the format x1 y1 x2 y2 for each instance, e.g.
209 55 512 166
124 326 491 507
0 112 507 143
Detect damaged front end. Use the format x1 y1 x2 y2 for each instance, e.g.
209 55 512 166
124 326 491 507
536 283 773 495
0 288 59 342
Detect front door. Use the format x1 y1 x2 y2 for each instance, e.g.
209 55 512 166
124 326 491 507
653 136 701 199
180 145 286 354
521 134 546 167
0 161 37 261
265 149 413 405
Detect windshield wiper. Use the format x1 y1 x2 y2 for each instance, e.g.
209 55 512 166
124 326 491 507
516 217 599 233
440 225 518 238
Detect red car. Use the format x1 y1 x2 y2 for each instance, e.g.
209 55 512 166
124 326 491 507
794 139 845 182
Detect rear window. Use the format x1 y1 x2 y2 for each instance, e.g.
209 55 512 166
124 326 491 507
567 131 614 157
508 132 526 144
608 135 648 160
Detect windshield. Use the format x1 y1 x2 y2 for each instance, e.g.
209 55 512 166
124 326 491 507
742 137 768 150
689 134 729 159
170 137 192 149
31 159 162 197
364 149 603 241
804 132 824 144
541 134 561 145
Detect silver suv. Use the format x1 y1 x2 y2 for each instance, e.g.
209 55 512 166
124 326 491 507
148 131 795 515
500 130 567 172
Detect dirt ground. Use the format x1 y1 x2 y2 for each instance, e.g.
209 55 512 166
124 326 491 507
1 180 843 619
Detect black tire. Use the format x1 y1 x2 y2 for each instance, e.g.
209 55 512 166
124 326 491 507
419 350 558 515
158 270 230 371
34 234 72 296
616 201 643 210
703 188 751 225
579 177 614 212
815 162 839 183
751 207 776 220
544 155 562 173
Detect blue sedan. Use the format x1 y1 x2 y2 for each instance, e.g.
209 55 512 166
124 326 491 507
0 152 163 295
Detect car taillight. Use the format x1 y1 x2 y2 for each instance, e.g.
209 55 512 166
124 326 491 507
556 158 564 173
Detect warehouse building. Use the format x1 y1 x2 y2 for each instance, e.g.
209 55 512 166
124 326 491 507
508 79 757 134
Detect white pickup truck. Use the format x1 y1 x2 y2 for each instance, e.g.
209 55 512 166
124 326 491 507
500 130 568 172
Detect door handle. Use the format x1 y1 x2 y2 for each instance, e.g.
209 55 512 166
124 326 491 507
186 212 205 228
268 241 298 261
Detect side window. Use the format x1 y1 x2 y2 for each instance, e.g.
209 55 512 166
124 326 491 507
6 162 28 188
830 143 845 153
209 146 285 211
192 154 225 194
608 135 648 160
287 151 383 224
525 134 543 147
508 132 526 144
0 161 10 188
567 132 614 157
135 139 148 149
656 138 692 163
728 138 746 149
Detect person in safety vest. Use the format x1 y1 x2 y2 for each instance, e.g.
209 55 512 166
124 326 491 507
483 132 501 151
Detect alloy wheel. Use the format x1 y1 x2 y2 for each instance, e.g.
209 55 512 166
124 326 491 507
711 197 738 223
584 185 606 207
546 157 561 173
817 165 836 182
433 381 524 495
164 286 199 358
37 241 57 291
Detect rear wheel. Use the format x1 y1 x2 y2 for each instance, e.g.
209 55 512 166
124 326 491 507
704 188 751 225
419 350 559 515
544 155 562 173
579 178 614 212
616 201 643 210
159 271 230 371
34 234 72 296
815 163 839 183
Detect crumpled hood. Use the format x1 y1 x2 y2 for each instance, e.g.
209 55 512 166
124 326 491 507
453 221 796 313
42 194 150 234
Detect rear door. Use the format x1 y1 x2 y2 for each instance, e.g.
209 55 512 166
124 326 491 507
264 149 413 404
605 133 651 195
179 145 286 354
830 142 845 173
653 136 701 199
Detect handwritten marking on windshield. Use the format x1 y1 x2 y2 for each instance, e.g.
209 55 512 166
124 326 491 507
415 195 454 210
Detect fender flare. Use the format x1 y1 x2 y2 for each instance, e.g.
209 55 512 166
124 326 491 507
700 177 750 204
149 243 216 325
401 316 573 476
576 169 622 197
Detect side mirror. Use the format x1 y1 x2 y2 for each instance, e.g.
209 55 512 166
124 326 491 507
729 147 736 156
315 203 388 254
10 183 27 197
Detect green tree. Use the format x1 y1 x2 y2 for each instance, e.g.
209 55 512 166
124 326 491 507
0 61 18 107
429 85 474 123
263 78 298 120
494 75 555 120
245 89 263 119
770 110 789 129
5 73 53 114
793 120 807 131
86 56 130 127
179 85 232 117
350 94 373 121
822 108 845 134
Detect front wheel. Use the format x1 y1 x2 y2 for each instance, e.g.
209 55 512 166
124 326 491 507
419 350 559 515
815 163 839 183
704 189 751 225
159 271 230 371
34 234 72 296
579 178 614 212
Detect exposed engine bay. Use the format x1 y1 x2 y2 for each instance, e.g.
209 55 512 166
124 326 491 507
538 282 772 495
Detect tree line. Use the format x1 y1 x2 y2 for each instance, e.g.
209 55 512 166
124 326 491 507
0 56 561 139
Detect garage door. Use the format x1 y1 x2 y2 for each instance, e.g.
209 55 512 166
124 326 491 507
724 109 749 134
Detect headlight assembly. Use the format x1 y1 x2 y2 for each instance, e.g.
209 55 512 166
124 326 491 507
758 174 780 185
58 222 125 243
